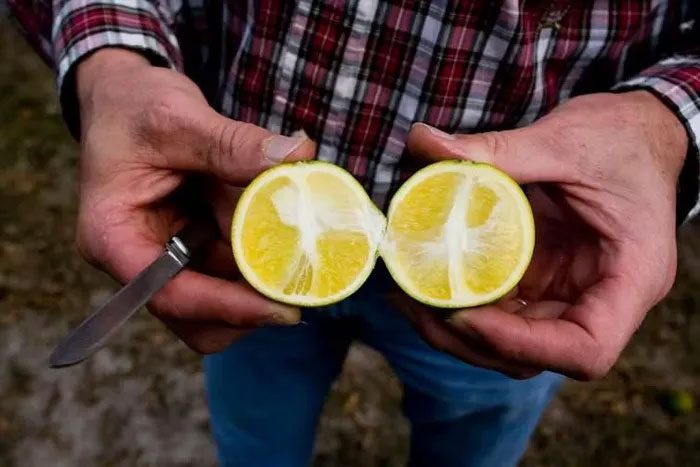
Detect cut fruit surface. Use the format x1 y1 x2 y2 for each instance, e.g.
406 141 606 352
231 161 385 306
382 160 535 308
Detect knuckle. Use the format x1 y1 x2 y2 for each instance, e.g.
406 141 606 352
205 122 230 172
204 121 253 171
74 234 100 269
660 275 676 299
576 348 616 381
634 243 677 304
659 249 678 298
657 272 676 301
420 324 450 354
150 289 186 321
75 214 108 269
478 131 510 165
228 122 256 157
136 93 189 140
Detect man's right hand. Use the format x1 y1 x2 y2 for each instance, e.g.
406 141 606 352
74 48 316 353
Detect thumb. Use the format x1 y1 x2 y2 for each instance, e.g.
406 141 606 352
406 122 573 184
161 108 317 184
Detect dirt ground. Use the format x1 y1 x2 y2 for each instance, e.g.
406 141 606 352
1 15 700 467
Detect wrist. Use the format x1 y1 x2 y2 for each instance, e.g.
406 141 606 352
76 48 150 115
619 90 689 177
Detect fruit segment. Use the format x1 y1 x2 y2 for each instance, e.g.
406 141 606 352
240 176 300 289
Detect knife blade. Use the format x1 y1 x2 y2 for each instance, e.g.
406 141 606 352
49 221 215 368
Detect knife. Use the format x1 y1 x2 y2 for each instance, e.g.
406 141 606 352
49 220 216 368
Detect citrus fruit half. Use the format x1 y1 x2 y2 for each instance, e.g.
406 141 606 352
231 161 385 307
381 160 534 308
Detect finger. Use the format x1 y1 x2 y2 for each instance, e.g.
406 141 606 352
189 238 238 280
405 122 574 184
518 223 595 303
516 185 601 302
152 271 301 328
445 277 645 380
491 295 567 318
516 300 569 319
391 293 542 379
157 107 317 184
161 319 249 354
195 119 317 183
96 220 301 329
201 179 243 237
493 296 527 314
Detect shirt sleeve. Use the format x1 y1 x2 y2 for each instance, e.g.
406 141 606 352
8 0 183 139
613 56 700 225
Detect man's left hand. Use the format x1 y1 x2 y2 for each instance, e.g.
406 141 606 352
399 91 688 381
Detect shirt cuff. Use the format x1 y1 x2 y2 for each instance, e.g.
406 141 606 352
52 0 182 139
612 56 700 225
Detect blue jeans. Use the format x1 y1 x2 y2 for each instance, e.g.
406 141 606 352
204 265 563 467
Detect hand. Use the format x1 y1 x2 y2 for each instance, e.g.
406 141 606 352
400 91 688 380
75 49 316 353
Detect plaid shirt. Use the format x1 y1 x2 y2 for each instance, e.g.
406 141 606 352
8 0 700 220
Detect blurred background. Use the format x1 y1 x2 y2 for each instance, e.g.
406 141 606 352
1 12 700 467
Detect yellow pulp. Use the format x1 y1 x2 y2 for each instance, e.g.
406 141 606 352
385 162 532 306
235 164 382 305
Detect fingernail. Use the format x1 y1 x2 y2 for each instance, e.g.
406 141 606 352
263 304 301 326
412 122 457 140
446 312 482 340
263 134 308 163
